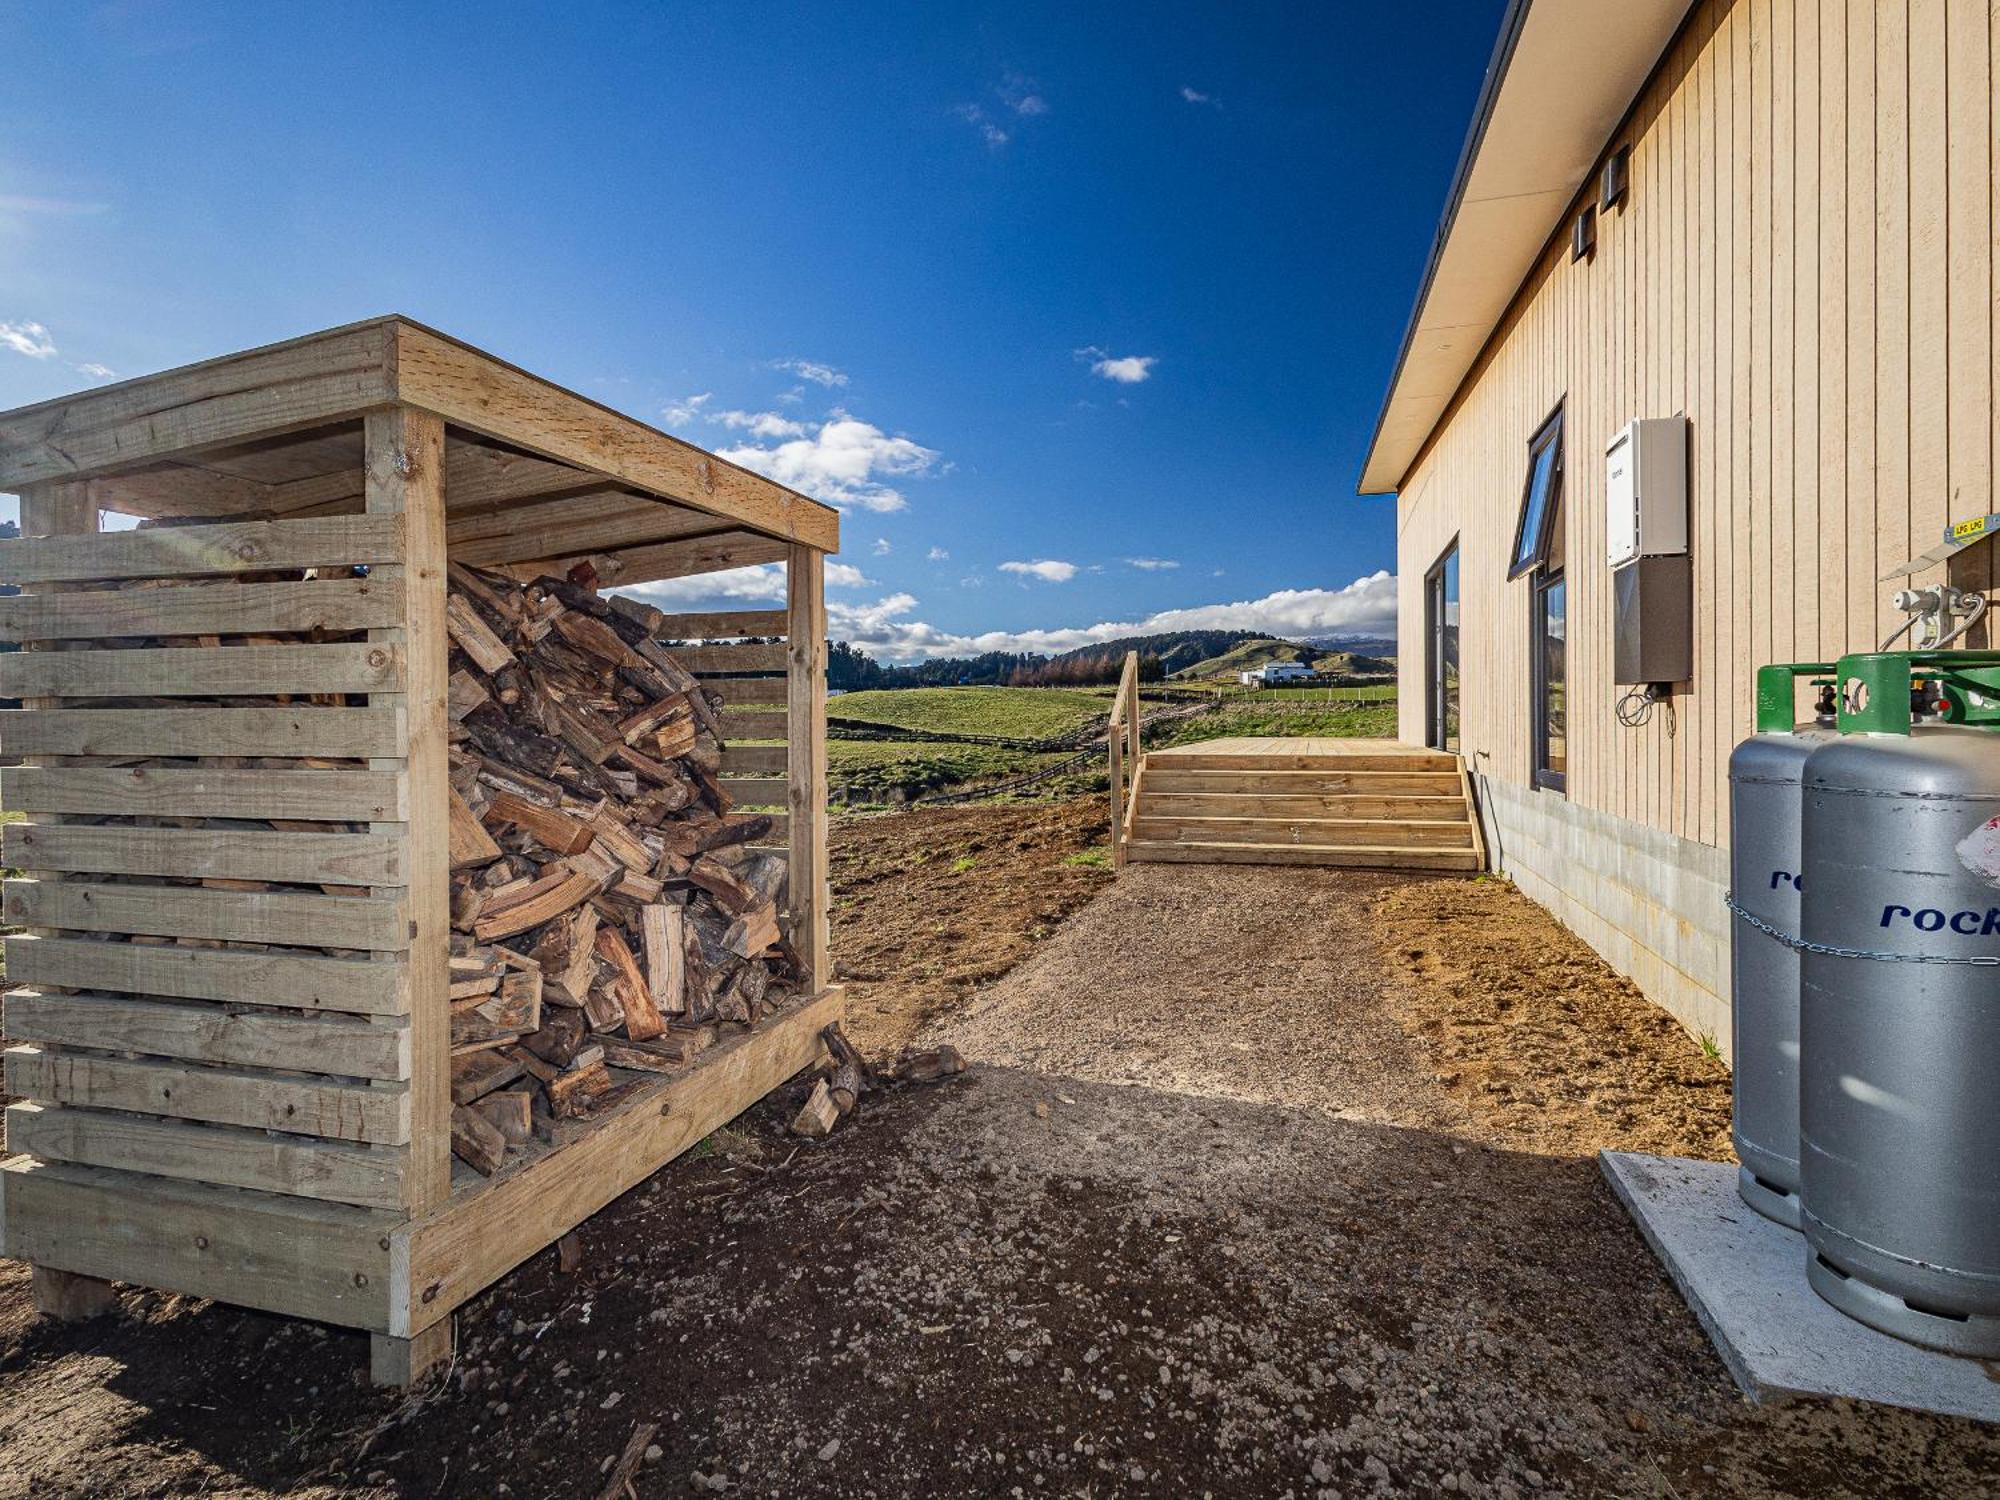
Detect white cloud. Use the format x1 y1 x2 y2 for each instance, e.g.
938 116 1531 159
832 571 1398 661
613 558 872 614
74 361 115 379
773 358 847 389
1001 74 1049 116
711 409 807 439
1074 346 1157 384
926 546 950 562
871 537 893 556
663 392 711 425
615 564 787 608
1125 557 1179 571
955 103 1010 148
718 414 939 514
999 559 1078 583
1180 86 1219 107
0 320 58 359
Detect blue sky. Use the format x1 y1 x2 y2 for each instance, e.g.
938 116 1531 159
0 0 1503 659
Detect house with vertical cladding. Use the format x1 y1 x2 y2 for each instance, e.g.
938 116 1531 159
1359 0 1999 1047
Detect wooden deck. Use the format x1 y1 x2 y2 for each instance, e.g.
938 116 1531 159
1126 738 1485 872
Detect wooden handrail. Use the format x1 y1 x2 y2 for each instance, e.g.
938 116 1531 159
1109 651 1140 869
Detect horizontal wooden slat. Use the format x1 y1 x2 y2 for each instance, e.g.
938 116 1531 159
0 1157 396 1330
718 709 787 740
0 642 402 698
395 986 842 1335
2 935 407 1016
5 824 408 885
3 991 408 1080
4 766 407 821
668 642 787 674
719 745 786 775
0 322 395 492
718 776 788 806
642 608 786 640
0 577 403 642
502 529 789 589
0 515 405 585
4 1102 406 1212
0 706 406 759
448 489 717 566
5 1045 410 1146
698 676 787 704
4 879 410 951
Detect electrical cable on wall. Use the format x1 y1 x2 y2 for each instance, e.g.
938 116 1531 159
1615 683 1677 736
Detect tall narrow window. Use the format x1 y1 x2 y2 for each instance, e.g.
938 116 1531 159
1534 573 1567 792
1515 403 1568 792
1508 407 1565 579
1425 542 1460 753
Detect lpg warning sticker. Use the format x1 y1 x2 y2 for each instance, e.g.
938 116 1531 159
1958 814 2000 887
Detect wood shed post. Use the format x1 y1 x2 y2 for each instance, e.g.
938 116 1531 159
785 543 830 991
364 407 455 1383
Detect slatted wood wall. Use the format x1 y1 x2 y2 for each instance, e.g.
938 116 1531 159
1394 0 1998 853
642 607 792 839
0 506 425 1213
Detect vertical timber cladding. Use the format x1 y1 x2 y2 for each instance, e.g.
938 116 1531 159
1394 0 1999 855
0 491 424 1238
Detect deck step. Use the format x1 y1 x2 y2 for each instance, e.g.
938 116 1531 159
1142 768 1462 796
1151 750 1458 773
1124 840 1483 872
1131 815 1473 849
1135 791 1469 821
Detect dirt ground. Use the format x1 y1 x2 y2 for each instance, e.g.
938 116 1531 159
2 816 1997 1498
1373 877 1736 1161
826 798 1112 1057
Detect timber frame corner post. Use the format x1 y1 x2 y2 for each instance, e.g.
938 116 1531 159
0 318 842 1387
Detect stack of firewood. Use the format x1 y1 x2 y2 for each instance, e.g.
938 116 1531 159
441 562 798 1175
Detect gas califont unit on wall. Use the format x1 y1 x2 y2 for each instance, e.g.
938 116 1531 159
1607 416 1692 690
1605 416 1688 566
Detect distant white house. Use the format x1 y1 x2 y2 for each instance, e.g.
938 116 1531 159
1237 662 1315 687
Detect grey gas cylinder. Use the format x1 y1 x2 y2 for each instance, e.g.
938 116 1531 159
1798 724 2000 1356
1728 721 1839 1229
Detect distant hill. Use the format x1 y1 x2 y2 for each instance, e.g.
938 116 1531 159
826 626 1391 692
1172 635 1396 682
1171 637 1310 680
1301 634 1398 658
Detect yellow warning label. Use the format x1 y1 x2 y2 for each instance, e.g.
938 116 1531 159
1951 516 1991 541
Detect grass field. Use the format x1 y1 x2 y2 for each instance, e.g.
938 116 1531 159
1211 683 1396 703
828 686 1107 741
827 738 1077 799
1144 701 1398 749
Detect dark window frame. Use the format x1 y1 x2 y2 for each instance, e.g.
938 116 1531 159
1423 537 1460 753
1531 568 1567 795
1507 405 1566 580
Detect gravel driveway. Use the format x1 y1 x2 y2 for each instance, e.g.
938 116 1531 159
1 862 1995 1498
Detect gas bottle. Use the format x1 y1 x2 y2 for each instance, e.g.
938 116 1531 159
1727 689 1839 1229
1797 722 2000 1355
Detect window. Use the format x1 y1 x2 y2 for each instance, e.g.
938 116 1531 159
1508 407 1565 579
1424 542 1460 753
1534 573 1567 792
1517 402 1567 793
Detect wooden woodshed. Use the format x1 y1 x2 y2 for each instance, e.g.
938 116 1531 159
0 317 842 1383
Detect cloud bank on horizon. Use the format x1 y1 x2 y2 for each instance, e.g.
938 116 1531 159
615 567 1397 663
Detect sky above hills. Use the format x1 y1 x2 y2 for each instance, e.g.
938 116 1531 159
0 0 1503 660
